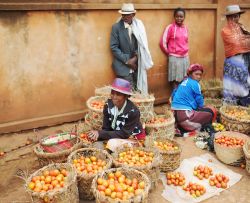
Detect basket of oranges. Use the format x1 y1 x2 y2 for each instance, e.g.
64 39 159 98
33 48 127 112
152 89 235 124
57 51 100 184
145 137 181 172
243 139 250 174
219 105 250 134
129 93 155 123
214 131 249 166
91 167 151 203
67 148 112 200
145 112 175 140
86 96 106 130
112 147 162 190
25 163 79 203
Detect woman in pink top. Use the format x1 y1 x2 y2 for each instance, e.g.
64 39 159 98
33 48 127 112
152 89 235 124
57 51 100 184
160 8 189 89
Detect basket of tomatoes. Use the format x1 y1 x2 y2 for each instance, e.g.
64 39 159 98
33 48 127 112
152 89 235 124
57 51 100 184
112 147 162 190
95 86 111 100
67 148 112 200
91 167 151 203
26 163 78 203
145 112 175 140
86 96 106 130
145 137 181 172
214 131 249 166
243 139 250 174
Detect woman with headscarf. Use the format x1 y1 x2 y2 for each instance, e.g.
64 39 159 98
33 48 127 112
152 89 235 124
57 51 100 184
87 78 145 151
221 5 250 106
171 64 216 135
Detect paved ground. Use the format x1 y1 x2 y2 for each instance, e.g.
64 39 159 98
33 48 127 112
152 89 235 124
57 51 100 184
0 108 249 203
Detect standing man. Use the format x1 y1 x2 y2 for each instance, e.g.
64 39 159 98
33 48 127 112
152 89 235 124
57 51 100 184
110 3 153 94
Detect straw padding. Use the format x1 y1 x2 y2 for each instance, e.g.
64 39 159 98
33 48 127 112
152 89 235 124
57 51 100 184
219 105 250 135
200 79 222 98
33 137 83 167
243 140 250 174
85 113 103 130
204 98 222 110
145 137 181 172
25 163 79 203
129 94 155 123
145 111 175 140
112 146 162 190
95 86 111 99
92 167 151 203
214 131 249 166
67 148 113 200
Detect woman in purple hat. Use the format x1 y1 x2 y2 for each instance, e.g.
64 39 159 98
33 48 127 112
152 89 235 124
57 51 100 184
87 78 145 150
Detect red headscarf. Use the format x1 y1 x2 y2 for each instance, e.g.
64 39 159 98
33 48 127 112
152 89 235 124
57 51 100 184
187 64 204 76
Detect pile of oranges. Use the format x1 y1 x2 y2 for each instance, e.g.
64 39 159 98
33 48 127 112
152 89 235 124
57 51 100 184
72 156 106 175
96 171 146 200
182 182 206 198
209 174 229 188
146 117 168 124
90 101 105 110
79 133 91 142
225 108 250 120
28 169 68 192
166 172 185 186
215 136 245 147
116 149 154 166
193 165 213 180
153 141 179 151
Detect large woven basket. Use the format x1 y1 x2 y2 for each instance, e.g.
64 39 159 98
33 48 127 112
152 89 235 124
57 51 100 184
129 94 155 123
204 98 222 111
95 86 111 100
86 96 106 130
112 146 162 191
145 137 181 172
145 111 175 140
92 167 151 203
34 137 83 167
25 163 79 203
200 79 222 98
214 131 249 166
219 105 250 135
67 148 112 200
243 140 250 174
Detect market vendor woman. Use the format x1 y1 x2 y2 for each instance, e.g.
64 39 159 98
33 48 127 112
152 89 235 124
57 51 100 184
171 64 216 135
87 78 145 150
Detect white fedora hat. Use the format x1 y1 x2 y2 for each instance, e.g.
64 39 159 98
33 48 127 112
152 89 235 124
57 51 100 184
118 3 136 15
224 5 245 16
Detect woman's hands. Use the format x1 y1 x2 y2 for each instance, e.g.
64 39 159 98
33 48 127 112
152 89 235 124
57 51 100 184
87 131 99 142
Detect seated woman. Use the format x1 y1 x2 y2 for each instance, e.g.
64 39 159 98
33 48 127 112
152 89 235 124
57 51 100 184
87 78 145 151
171 64 216 135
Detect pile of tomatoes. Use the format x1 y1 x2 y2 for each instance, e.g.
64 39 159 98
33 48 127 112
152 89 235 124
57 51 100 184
96 171 146 200
72 156 106 175
209 174 229 188
116 149 154 166
193 165 213 180
90 101 105 110
215 135 244 147
28 169 68 193
182 182 206 198
153 141 179 151
166 172 185 186
146 117 168 124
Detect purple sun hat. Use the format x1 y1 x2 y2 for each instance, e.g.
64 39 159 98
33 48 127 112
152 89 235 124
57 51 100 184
111 78 133 95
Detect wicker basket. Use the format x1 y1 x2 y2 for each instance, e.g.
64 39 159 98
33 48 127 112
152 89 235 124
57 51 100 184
214 131 249 166
243 140 250 174
25 163 79 203
95 86 111 100
92 167 151 203
204 98 222 111
112 146 162 191
86 96 106 130
34 137 84 167
67 148 112 200
129 94 155 123
145 111 175 140
77 122 94 146
219 105 250 135
145 137 181 172
200 79 222 98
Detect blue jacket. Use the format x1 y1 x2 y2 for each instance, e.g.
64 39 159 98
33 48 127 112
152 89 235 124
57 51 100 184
171 77 204 110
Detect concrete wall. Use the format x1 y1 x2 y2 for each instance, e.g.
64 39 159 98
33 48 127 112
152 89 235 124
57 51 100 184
0 1 249 133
